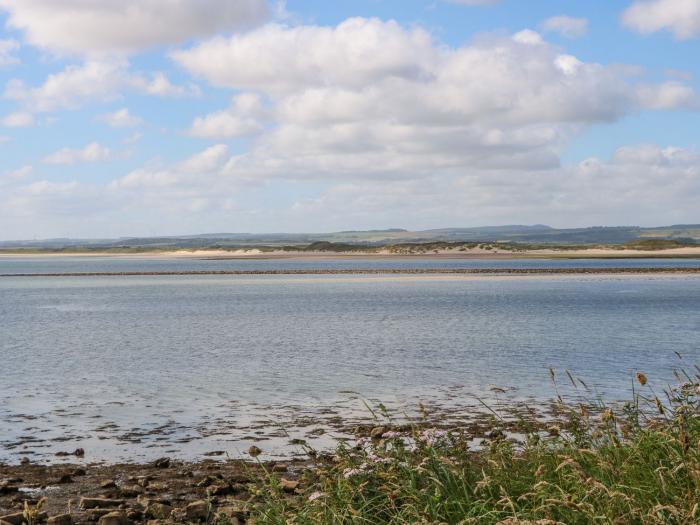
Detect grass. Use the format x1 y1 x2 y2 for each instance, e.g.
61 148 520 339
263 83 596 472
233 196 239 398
246 369 700 525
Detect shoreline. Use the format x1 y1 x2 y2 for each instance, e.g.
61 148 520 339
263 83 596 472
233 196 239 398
3 267 700 277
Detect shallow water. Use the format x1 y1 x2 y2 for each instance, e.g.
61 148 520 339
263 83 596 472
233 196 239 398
1 257 699 464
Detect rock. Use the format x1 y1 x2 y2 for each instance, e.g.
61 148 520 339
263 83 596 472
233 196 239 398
271 464 287 473
97 511 127 525
208 483 233 496
0 512 49 525
47 514 73 525
71 468 87 477
145 503 172 520
370 426 386 439
152 458 170 469
0 483 19 495
19 457 30 465
74 448 85 457
80 498 125 510
279 479 299 493
125 509 143 521
0 513 48 525
185 500 209 522
85 510 113 522
145 482 168 492
217 502 248 521
195 476 214 488
56 474 73 484
247 446 262 458
100 480 117 489
119 485 143 498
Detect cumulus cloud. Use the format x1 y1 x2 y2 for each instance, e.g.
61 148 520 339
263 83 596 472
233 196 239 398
173 19 696 185
99 108 143 128
188 93 267 138
1 111 34 127
622 0 700 39
4 61 197 112
0 0 269 55
44 142 111 165
541 16 589 38
0 39 19 66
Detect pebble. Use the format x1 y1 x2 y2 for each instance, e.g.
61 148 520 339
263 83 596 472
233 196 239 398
370 426 386 439
97 511 127 525
279 478 299 493
145 502 173 520
185 500 209 522
47 514 73 525
79 497 125 510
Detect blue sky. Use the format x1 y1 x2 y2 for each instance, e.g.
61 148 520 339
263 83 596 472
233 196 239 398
0 0 699 239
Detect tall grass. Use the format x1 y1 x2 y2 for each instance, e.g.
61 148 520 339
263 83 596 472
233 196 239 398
249 369 700 524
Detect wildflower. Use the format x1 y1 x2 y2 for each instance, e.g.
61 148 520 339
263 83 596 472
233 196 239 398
636 372 648 386
381 431 403 439
419 429 448 447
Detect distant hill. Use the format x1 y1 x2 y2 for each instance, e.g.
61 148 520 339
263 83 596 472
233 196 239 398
2 224 700 250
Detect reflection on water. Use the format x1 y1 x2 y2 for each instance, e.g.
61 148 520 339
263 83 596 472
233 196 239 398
1 258 699 463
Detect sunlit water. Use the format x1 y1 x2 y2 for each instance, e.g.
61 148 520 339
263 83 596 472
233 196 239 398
1 256 699 464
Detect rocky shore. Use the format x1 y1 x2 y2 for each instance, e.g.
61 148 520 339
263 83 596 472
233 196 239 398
0 456 296 525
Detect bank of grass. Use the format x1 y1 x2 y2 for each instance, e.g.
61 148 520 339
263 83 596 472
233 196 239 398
250 371 700 524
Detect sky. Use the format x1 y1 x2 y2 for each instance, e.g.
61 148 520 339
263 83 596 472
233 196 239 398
0 0 699 240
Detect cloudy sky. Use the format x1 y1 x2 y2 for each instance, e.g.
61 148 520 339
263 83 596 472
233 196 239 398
0 0 699 239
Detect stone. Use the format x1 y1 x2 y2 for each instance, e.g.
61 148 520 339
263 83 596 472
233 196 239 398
279 479 299 493
271 464 287 473
0 513 48 525
185 500 209 522
97 512 127 525
19 457 30 465
100 480 117 489
370 426 386 439
85 510 112 522
208 483 233 496
119 485 143 498
71 468 87 477
47 514 73 525
74 448 85 457
152 458 170 469
145 503 172 520
0 483 19 495
79 498 125 510
56 474 73 484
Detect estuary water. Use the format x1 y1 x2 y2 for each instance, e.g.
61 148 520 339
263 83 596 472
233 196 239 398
1 256 699 464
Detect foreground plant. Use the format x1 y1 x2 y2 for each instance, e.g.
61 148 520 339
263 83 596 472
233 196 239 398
252 369 700 525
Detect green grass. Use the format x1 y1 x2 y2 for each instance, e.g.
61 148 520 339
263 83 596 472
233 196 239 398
248 371 700 525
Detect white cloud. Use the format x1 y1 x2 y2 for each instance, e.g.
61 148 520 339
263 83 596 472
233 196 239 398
5 61 196 112
0 39 19 66
1 111 34 127
172 18 438 93
6 165 32 179
188 93 267 139
541 16 589 38
622 0 700 39
173 18 696 187
143 72 200 97
44 142 111 165
99 108 143 128
637 81 700 109
0 0 269 55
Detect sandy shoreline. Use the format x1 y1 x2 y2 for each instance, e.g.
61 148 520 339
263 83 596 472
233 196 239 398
2 246 700 259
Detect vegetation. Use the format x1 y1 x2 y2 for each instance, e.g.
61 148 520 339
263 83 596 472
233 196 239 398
249 370 700 524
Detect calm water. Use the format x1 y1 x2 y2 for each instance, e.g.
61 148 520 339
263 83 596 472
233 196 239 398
1 256 699 463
